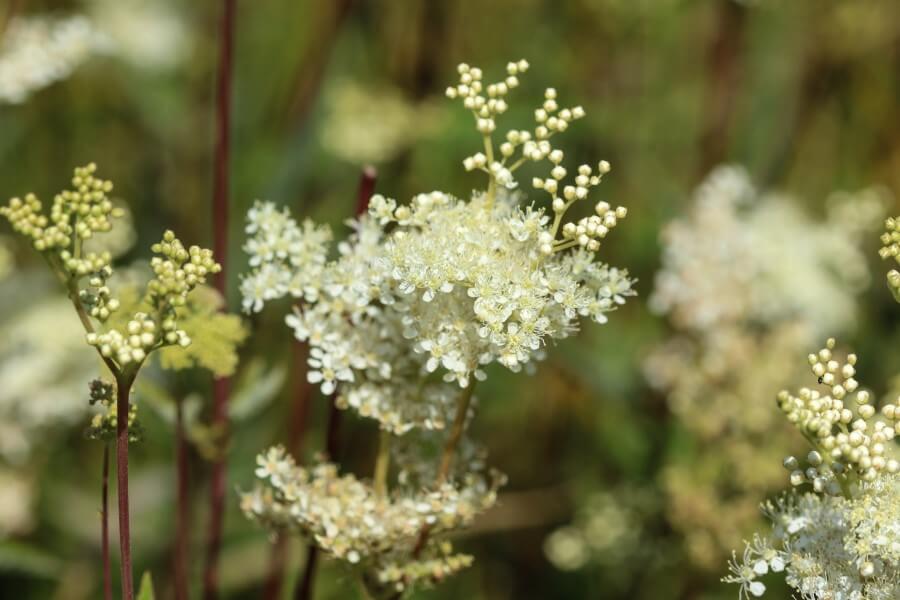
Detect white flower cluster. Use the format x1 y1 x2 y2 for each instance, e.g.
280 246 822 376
0 15 108 104
241 447 500 586
242 59 635 595
725 339 900 599
647 166 885 568
243 190 633 430
650 166 877 335
239 201 331 313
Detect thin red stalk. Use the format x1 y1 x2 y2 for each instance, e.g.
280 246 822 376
293 547 319 600
262 343 314 600
203 1 236 599
293 167 377 600
116 376 135 600
101 443 112 600
174 402 190 600
696 0 747 178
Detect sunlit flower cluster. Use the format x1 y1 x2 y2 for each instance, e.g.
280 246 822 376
725 339 900 599
242 59 635 596
0 15 108 104
647 166 884 568
241 447 500 592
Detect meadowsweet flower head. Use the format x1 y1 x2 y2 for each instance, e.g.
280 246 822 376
725 338 900 598
241 59 635 595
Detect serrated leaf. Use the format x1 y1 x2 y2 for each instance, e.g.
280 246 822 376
157 285 248 377
137 571 155 600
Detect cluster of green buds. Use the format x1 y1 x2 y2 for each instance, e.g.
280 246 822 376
777 338 899 495
86 379 140 442
878 215 900 301
84 231 220 369
0 163 119 253
2 164 221 375
1 164 124 322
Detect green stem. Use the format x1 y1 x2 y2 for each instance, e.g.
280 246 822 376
437 383 476 486
373 428 392 497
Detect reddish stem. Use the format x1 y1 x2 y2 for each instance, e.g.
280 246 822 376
116 376 134 600
294 547 319 600
293 167 377 600
262 342 315 600
203 1 236 599
101 443 112 600
174 401 190 600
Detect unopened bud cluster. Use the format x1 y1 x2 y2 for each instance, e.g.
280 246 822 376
777 338 899 491
85 379 139 442
726 336 900 599
84 231 219 368
447 60 620 245
3 165 221 374
879 215 900 301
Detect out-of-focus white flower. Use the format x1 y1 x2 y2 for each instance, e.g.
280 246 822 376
88 0 189 71
0 296 97 462
0 469 33 537
0 15 109 104
320 80 444 165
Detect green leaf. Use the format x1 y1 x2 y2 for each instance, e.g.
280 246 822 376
158 285 248 377
137 571 155 600
0 541 61 578
229 358 287 421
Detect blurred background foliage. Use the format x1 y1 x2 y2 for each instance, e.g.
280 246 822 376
1 0 899 598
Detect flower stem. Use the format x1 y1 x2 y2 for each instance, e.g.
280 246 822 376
115 374 135 600
174 400 190 600
374 429 392 497
101 443 112 600
203 1 236 598
413 382 476 558
436 383 476 485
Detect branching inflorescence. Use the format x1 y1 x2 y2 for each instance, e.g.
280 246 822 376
724 216 900 599
240 60 636 597
0 163 221 600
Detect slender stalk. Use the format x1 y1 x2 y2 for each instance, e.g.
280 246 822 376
412 383 476 559
293 547 318 600
696 0 747 178
174 401 190 600
373 429 392 497
293 167 377 600
203 1 236 598
436 383 475 485
116 374 135 600
101 444 112 600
